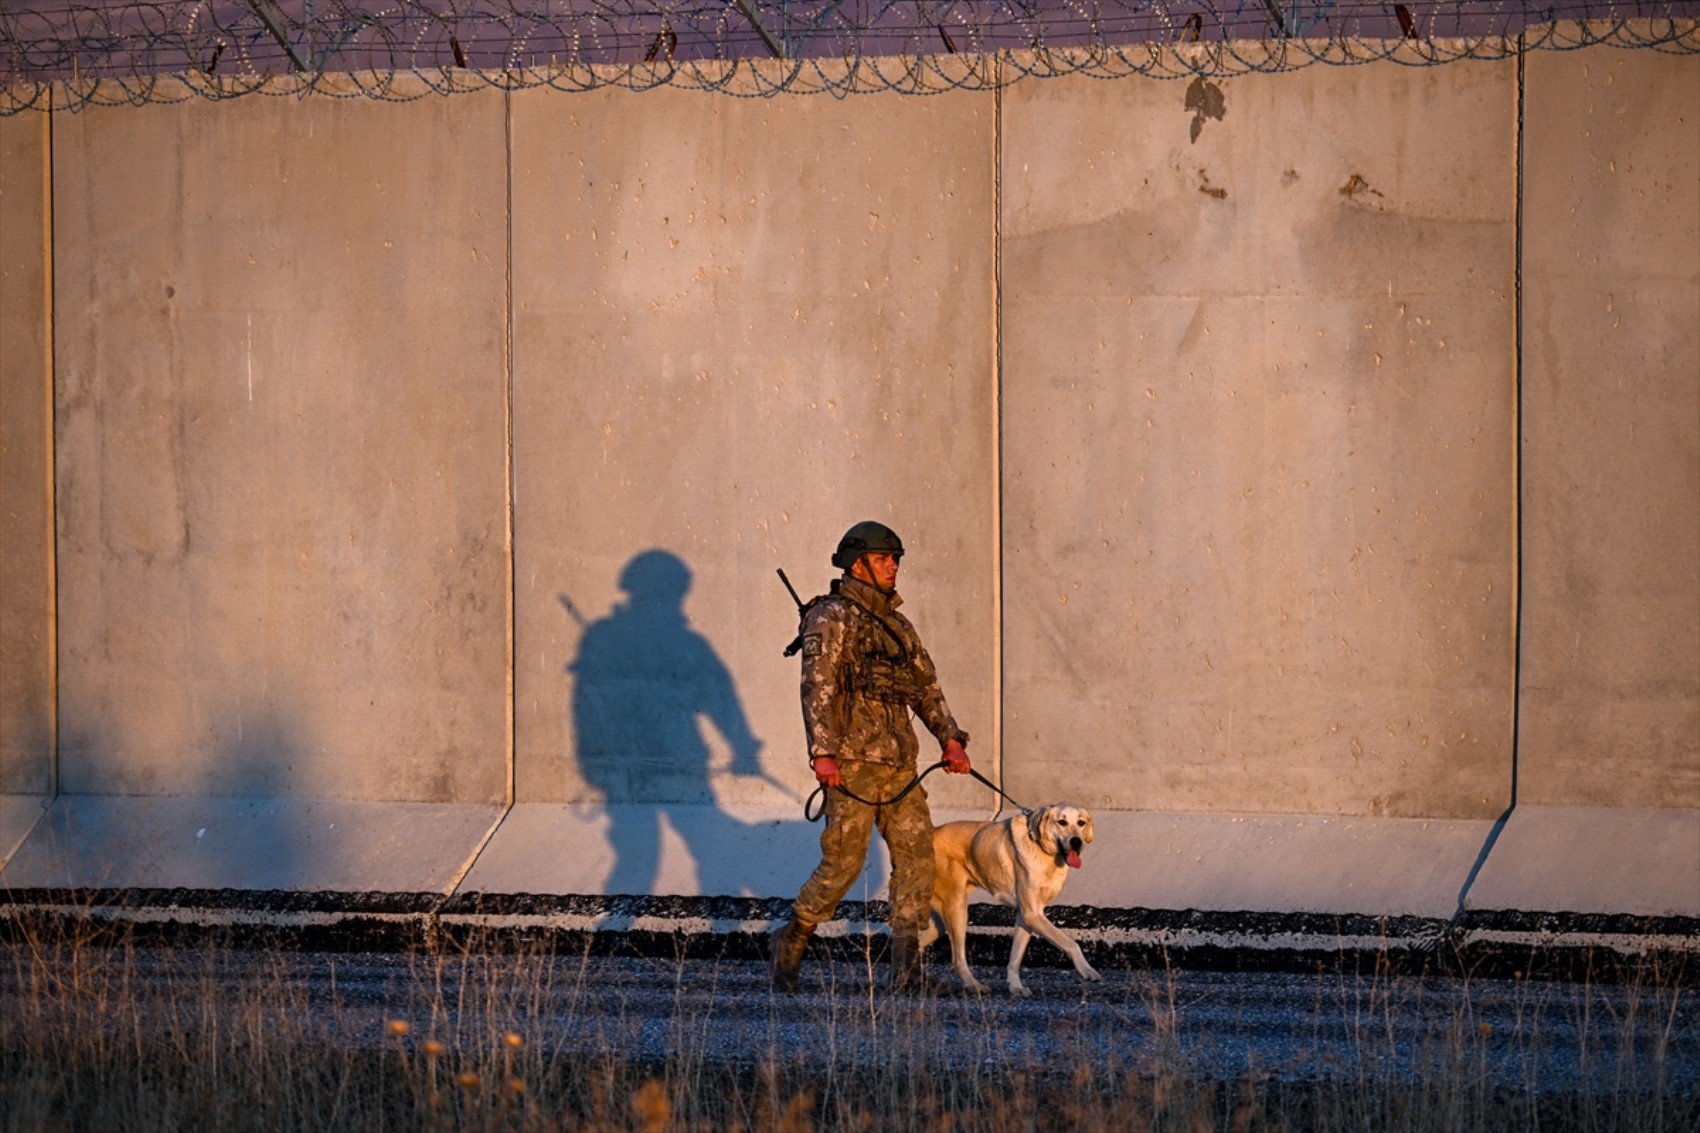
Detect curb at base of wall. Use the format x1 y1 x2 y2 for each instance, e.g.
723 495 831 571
2 889 1694 987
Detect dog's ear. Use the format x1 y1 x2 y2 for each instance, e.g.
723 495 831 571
1081 810 1096 844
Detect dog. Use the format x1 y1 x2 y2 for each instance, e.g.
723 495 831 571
918 803 1101 997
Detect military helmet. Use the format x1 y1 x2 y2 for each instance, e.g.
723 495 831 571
831 521 905 570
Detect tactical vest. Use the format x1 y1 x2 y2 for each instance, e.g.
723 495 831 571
793 593 921 709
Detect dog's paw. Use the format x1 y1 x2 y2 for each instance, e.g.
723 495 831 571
1080 965 1102 983
950 963 983 991
1008 983 1032 999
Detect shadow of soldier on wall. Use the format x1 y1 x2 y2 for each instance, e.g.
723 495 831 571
563 550 769 898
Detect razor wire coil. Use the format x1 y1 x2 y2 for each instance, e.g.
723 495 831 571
2 2 1697 112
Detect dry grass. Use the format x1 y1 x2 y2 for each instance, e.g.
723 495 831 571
0 917 1694 1132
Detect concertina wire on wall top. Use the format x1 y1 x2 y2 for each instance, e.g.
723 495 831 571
2 2 1697 112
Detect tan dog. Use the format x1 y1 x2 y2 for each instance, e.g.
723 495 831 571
918 803 1101 997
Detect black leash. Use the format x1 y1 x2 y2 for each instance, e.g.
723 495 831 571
804 760 1027 822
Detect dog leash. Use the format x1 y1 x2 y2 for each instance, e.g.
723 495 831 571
804 760 1028 822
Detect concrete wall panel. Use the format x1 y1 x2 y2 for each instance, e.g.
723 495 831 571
509 89 998 823
1519 49 1700 808
457 801 1492 916
1 113 54 806
1465 805 1700 917
1001 64 1517 819
458 800 998 900
1062 810 1497 917
52 83 512 802
1 795 503 891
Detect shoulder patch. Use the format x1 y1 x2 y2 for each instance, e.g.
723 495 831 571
802 634 824 659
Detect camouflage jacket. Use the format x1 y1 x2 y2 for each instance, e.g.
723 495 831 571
798 575 969 769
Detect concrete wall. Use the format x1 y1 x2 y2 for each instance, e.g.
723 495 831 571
1 112 54 860
1 41 1695 913
508 87 997 817
1001 64 1517 819
1519 46 1700 810
48 82 511 803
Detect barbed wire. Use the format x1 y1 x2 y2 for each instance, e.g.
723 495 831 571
2 3 1696 112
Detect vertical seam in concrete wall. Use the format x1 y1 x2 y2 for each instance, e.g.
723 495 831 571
444 89 519 904
43 94 59 803
1509 38 1525 814
502 88 517 811
990 62 1006 816
1452 45 1527 924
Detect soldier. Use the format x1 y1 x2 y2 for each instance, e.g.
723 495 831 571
770 521 973 993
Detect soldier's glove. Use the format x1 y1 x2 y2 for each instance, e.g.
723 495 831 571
811 756 844 789
941 738 971 775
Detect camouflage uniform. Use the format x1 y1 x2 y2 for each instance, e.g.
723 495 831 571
790 575 969 938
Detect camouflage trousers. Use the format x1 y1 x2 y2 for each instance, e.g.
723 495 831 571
792 760 936 939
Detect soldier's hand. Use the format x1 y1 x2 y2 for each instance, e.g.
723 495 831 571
942 738 971 774
812 756 844 789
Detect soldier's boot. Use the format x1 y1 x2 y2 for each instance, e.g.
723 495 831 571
769 918 814 993
887 933 929 994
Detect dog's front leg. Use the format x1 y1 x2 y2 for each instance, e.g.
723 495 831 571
1006 921 1034 998
1023 906 1101 985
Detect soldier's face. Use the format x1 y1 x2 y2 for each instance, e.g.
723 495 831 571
855 552 901 592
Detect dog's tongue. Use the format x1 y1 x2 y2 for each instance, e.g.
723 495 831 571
1066 851 1082 869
